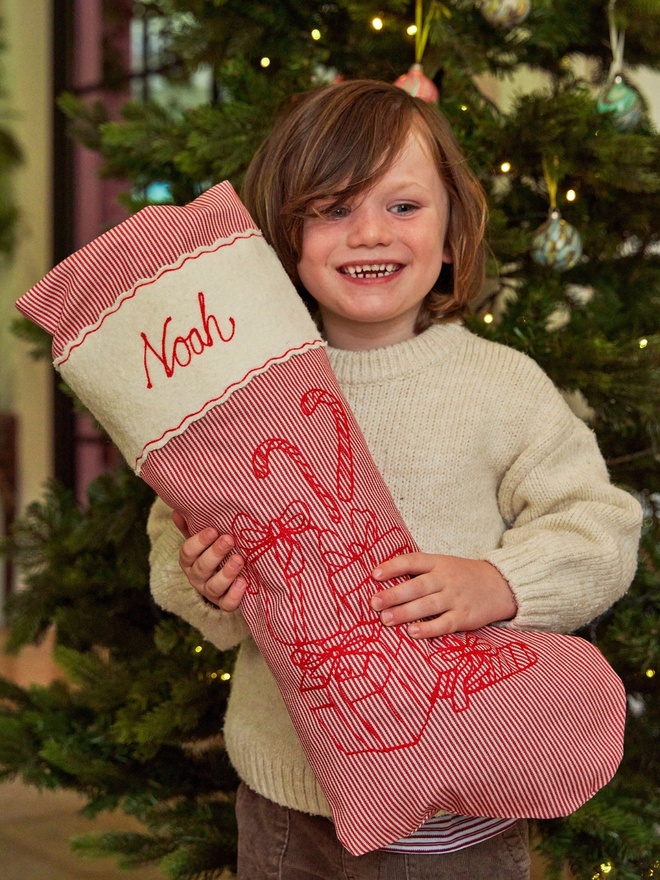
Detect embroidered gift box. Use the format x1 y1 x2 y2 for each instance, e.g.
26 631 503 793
16 181 626 856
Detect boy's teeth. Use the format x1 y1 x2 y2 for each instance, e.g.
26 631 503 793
343 263 399 278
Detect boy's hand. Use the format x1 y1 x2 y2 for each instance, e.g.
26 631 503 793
173 511 247 611
370 553 517 639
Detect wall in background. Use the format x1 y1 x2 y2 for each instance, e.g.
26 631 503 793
0 0 53 511
0 0 53 620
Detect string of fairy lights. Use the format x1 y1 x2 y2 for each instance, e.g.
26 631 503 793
193 642 232 681
191 634 653 688
593 856 660 879
260 18 418 68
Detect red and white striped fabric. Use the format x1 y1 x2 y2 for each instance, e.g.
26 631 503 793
382 814 517 854
16 182 626 857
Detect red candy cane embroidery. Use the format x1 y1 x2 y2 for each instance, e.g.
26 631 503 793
301 389 354 502
252 438 342 524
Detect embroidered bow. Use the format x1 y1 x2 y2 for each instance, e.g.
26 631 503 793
233 501 312 592
290 622 383 687
320 508 412 576
428 632 538 712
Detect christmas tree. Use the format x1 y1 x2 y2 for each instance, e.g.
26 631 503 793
4 1 660 878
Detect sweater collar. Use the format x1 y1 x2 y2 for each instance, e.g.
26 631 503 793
327 321 466 386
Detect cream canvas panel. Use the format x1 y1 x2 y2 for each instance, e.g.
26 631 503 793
55 233 324 472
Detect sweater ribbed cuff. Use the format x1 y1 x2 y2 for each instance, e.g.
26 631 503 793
150 522 251 651
485 545 562 632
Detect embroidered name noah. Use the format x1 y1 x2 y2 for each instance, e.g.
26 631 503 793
141 291 235 389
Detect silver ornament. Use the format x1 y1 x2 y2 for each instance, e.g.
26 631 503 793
532 209 583 272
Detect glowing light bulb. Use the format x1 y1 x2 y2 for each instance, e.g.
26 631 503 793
500 162 511 173
600 864 612 875
639 338 649 348
566 189 576 201
221 672 232 681
372 17 383 30
260 56 271 67
195 645 203 653
460 104 468 111
210 672 217 679
311 28 321 40
407 24 417 35
484 313 494 324
646 668 656 678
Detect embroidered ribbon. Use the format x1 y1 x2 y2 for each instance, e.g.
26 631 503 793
290 622 383 689
233 500 312 591
428 632 538 712
291 623 437 754
320 509 412 588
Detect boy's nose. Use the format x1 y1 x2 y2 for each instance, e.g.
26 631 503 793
345 208 393 249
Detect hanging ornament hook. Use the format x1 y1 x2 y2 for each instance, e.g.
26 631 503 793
414 0 449 64
542 156 559 211
415 0 424 62
607 0 625 82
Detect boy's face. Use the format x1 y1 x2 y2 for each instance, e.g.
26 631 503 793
297 132 452 351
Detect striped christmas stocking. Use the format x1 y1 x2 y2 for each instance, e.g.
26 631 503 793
16 182 626 856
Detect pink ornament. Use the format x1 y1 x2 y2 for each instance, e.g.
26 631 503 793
394 63 438 102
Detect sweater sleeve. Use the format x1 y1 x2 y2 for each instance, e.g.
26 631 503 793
147 496 251 651
484 369 643 635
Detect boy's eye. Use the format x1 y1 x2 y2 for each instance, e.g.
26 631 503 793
326 205 351 219
390 203 418 215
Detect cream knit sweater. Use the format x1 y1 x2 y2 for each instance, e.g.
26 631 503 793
147 322 642 818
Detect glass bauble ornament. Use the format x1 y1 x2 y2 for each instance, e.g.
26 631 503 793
394 64 438 102
532 209 582 272
596 75 644 132
481 0 531 28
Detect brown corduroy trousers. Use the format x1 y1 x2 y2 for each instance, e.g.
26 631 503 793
236 782 531 880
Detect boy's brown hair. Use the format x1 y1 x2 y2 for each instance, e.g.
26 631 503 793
242 79 487 330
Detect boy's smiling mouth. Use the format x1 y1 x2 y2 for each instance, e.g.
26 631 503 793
337 263 403 279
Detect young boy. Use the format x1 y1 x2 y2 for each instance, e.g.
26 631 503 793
148 79 642 879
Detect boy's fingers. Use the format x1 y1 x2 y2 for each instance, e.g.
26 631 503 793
201 554 245 601
377 593 449 628
406 613 460 640
370 574 436 612
371 553 434 581
216 577 248 612
191 537 237 583
180 530 230 570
